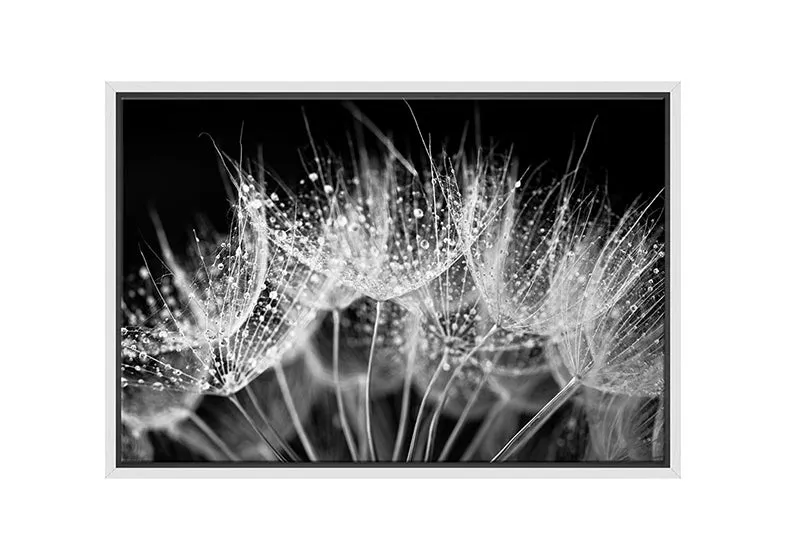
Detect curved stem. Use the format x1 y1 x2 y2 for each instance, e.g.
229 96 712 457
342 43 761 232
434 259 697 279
391 347 416 461
406 350 449 462
491 376 581 462
228 394 286 462
424 324 498 461
422 369 459 462
332 309 359 461
355 384 369 460
460 398 508 461
187 412 240 461
437 370 492 462
364 300 383 462
274 362 318 462
244 383 300 461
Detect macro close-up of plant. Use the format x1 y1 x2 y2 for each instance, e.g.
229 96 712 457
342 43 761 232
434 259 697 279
119 99 667 465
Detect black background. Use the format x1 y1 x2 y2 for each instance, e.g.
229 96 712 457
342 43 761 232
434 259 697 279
122 96 667 270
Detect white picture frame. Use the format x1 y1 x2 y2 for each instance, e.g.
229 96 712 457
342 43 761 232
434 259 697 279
106 82 680 478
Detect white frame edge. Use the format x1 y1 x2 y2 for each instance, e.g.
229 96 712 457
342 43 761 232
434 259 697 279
105 81 681 479
106 82 118 478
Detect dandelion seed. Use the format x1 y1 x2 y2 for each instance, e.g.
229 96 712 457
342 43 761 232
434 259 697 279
492 194 666 461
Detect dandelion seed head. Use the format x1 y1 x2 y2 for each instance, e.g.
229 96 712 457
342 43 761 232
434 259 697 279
121 179 322 397
253 142 476 301
548 197 666 398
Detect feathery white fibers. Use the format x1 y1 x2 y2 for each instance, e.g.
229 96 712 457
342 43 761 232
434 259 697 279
398 255 551 461
120 174 329 461
258 148 467 302
119 112 668 464
548 195 665 397
459 153 603 338
400 152 563 460
169 341 324 462
120 180 324 398
397 256 484 460
248 115 476 459
580 389 663 462
491 195 665 461
120 268 204 433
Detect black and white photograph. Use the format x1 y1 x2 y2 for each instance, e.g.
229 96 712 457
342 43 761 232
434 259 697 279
117 93 669 466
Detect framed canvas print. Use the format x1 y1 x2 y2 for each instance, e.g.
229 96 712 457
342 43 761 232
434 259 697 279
106 82 679 477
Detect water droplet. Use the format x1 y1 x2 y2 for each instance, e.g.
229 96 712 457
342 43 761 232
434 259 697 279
308 172 318 182
413 208 424 219
419 239 430 249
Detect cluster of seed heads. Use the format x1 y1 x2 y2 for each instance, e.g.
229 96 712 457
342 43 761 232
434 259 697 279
120 138 665 463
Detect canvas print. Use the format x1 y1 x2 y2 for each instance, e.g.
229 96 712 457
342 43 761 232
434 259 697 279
118 95 668 465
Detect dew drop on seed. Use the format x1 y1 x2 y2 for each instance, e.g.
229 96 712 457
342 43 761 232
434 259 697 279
413 208 424 219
